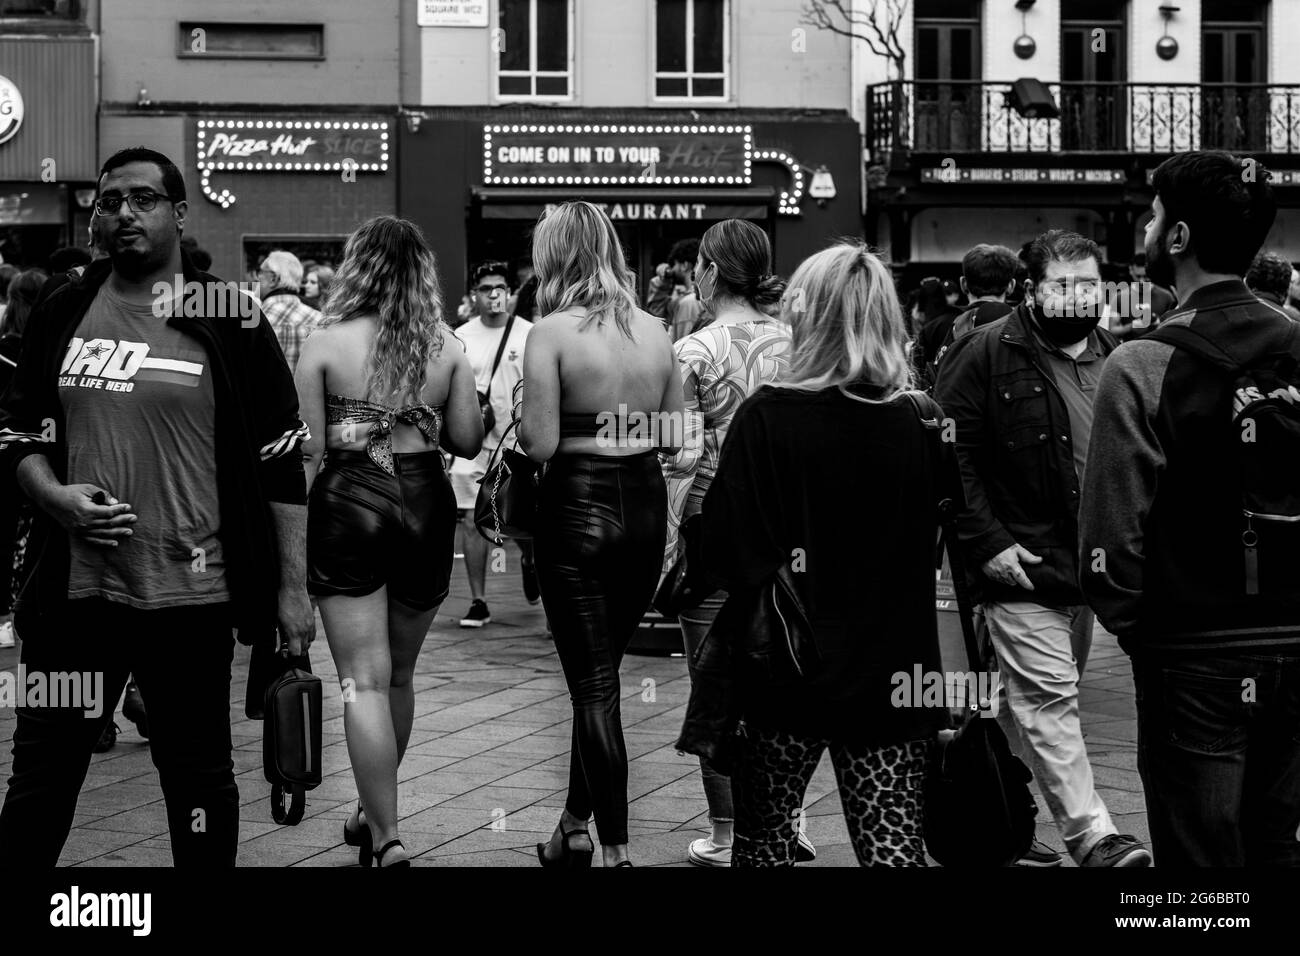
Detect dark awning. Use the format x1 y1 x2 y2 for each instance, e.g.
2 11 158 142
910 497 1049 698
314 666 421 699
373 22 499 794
470 185 776 221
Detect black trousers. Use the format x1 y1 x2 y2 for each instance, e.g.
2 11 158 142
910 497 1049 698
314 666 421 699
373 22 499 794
534 451 666 846
0 599 239 867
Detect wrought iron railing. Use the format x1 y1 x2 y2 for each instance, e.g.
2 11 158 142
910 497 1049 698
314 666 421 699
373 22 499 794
867 81 1300 161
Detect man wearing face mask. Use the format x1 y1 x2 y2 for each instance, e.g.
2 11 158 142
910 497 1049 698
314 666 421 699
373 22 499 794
935 229 1150 868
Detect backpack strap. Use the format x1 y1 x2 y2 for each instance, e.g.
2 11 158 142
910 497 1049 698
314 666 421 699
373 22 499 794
1143 323 1241 372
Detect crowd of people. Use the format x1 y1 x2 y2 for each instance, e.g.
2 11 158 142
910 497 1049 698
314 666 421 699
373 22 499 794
0 144 1297 869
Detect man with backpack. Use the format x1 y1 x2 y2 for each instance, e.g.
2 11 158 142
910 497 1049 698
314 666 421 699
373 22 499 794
1080 151 1299 866
930 243 1019 376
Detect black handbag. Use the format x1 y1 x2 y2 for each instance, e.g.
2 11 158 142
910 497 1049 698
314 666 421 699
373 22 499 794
921 498 1037 867
474 417 541 544
262 656 323 826
652 513 709 618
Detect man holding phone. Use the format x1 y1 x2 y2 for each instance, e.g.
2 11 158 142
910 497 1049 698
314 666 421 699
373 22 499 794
0 147 313 867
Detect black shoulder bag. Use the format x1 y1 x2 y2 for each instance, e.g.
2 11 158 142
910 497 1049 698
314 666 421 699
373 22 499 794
912 385 1037 865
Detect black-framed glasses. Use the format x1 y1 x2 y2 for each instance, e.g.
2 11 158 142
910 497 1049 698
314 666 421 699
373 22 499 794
475 283 509 294
94 191 173 216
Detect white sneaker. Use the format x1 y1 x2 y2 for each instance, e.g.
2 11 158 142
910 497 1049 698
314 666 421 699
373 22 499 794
687 837 732 867
0 621 15 648
796 830 816 862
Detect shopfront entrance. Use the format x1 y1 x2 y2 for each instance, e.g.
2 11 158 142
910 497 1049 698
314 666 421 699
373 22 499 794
468 187 775 299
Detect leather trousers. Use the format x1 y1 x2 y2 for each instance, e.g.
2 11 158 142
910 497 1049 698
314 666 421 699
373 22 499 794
533 451 666 845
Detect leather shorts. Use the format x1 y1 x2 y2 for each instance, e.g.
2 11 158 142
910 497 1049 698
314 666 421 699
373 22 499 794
307 450 456 611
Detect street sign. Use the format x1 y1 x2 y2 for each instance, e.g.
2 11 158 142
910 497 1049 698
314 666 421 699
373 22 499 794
417 1 489 27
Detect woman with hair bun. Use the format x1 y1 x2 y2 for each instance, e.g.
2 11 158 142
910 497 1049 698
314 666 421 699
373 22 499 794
660 219 797 867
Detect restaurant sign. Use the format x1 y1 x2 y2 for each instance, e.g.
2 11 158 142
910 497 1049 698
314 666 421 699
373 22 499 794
921 167 1125 185
197 118 390 208
484 125 753 186
481 201 769 221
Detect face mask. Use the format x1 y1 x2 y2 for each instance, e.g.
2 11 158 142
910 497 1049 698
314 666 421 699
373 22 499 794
1030 294 1102 347
695 263 718 305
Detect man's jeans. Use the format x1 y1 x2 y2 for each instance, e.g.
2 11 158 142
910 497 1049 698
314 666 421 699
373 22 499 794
0 598 239 867
985 601 1115 862
1132 651 1300 866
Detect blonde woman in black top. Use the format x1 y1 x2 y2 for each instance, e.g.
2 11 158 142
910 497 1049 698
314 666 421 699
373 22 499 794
700 241 959 866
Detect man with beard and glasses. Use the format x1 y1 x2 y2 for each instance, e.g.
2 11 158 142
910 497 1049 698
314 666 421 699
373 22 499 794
0 146 313 867
1081 151 1300 866
934 228 1151 868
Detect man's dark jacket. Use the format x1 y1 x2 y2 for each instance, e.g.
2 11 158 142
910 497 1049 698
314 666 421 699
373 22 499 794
0 255 308 645
933 302 1117 606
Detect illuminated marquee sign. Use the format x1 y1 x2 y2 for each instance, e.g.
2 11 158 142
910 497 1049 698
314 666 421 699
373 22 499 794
197 118 390 208
921 167 1125 184
483 124 753 186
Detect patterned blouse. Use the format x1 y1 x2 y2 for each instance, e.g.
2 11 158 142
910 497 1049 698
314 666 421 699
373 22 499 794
660 318 792 573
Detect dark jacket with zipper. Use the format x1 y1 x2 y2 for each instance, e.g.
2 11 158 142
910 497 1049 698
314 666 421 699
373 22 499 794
1080 279 1300 653
0 254 308 646
933 302 1118 607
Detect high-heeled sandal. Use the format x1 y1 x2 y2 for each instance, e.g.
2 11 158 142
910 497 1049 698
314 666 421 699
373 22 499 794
342 802 373 868
536 827 594 869
613 861 634 867
374 839 411 868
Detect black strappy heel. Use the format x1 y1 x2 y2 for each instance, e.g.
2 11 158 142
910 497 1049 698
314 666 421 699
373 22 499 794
374 839 411 868
342 802 373 868
536 827 594 868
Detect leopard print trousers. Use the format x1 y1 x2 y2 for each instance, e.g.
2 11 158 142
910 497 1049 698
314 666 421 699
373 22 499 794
731 725 930 867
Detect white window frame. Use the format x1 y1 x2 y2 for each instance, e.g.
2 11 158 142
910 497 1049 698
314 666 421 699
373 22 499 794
495 0 576 103
653 0 731 103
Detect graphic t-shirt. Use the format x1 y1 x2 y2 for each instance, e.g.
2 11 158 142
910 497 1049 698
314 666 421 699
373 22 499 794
454 315 532 449
60 282 228 608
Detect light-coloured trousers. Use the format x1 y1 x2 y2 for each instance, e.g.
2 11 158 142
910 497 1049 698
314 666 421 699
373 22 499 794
983 601 1116 862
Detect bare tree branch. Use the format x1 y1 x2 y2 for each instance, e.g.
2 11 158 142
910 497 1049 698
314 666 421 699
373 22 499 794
802 0 908 78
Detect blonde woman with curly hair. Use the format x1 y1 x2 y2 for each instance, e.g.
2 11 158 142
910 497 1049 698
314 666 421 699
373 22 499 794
295 216 484 867
520 201 685 868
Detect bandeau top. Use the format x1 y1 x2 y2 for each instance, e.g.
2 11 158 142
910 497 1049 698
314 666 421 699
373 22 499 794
558 409 669 448
326 393 443 476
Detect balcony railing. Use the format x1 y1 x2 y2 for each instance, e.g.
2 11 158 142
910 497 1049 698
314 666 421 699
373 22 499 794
867 81 1300 162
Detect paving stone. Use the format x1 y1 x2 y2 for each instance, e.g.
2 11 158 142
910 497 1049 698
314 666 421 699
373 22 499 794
29 569 1148 866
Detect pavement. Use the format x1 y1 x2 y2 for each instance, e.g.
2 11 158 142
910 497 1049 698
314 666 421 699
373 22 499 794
0 550 1148 867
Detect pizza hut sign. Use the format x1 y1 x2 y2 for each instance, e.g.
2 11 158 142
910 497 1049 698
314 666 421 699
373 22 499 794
196 118 390 208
